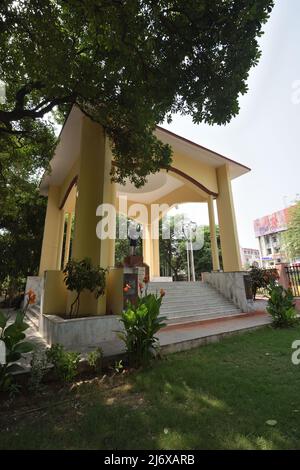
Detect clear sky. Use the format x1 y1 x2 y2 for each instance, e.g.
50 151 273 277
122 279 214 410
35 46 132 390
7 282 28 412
163 0 300 249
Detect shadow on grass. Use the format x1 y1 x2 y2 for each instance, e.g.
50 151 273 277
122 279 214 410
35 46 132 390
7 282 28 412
1 326 300 450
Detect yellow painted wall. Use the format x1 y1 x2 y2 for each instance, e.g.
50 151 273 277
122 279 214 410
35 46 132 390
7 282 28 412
106 268 124 315
39 186 65 275
216 165 242 272
67 115 116 316
43 270 68 315
172 151 218 195
59 160 79 209
153 184 208 207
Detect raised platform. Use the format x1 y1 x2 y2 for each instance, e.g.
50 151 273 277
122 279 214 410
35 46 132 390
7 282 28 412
11 309 271 375
86 311 271 357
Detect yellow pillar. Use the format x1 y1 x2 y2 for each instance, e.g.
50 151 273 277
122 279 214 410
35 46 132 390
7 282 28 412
63 212 73 267
207 196 220 271
70 115 116 315
143 224 152 269
143 224 160 278
56 211 65 271
152 236 160 278
216 165 242 272
102 150 116 269
39 186 64 275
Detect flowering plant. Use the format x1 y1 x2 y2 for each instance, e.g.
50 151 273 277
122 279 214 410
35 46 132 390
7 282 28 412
0 311 34 392
22 289 36 318
119 282 166 366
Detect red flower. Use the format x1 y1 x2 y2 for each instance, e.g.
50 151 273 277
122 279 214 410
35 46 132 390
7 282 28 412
143 276 149 284
160 288 166 298
26 289 36 305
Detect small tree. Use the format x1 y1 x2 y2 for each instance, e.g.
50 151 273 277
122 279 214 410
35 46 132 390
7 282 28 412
249 266 279 300
284 202 300 260
267 283 298 328
63 259 107 317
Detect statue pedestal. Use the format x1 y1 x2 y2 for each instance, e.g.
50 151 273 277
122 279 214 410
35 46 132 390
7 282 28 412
123 266 146 307
106 257 150 314
123 255 144 268
123 256 149 307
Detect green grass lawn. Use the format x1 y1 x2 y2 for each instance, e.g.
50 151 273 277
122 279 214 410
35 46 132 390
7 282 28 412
1 325 300 450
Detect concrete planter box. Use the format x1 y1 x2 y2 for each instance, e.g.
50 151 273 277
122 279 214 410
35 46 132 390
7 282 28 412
41 314 124 350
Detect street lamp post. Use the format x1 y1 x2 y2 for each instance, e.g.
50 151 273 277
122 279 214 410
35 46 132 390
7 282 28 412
183 221 197 282
186 240 190 282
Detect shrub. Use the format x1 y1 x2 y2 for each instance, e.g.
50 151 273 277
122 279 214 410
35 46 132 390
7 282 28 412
249 266 279 300
63 258 107 317
118 291 166 367
0 276 26 309
87 347 103 374
0 311 34 393
46 344 80 382
267 283 298 328
111 360 124 374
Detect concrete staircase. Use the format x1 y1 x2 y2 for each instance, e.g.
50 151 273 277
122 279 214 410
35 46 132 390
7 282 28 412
147 281 243 326
25 304 40 330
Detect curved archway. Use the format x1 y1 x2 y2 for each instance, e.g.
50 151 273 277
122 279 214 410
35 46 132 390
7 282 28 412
59 175 78 210
168 166 218 198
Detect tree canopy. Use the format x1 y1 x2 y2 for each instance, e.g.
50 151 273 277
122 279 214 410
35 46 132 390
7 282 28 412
0 116 55 291
0 0 274 186
0 175 46 291
284 202 300 260
159 216 222 280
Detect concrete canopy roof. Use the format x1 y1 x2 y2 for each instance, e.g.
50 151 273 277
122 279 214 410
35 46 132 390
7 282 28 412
40 105 250 197
155 126 250 180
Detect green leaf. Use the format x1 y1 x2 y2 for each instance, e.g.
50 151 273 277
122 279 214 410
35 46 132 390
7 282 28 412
0 311 8 330
13 342 34 354
6 351 21 363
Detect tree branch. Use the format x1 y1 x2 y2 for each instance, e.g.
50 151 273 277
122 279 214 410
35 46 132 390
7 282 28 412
15 81 44 111
0 93 77 129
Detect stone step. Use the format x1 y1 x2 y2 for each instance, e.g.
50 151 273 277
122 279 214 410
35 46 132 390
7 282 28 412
160 296 236 305
148 291 227 299
147 281 242 322
28 304 40 316
160 305 240 316
161 308 241 317
147 288 220 295
162 311 246 326
25 306 40 330
148 284 213 290
148 286 221 292
161 297 240 308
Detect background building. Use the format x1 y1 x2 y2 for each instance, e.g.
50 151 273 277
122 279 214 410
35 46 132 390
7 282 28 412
240 247 261 269
254 208 289 268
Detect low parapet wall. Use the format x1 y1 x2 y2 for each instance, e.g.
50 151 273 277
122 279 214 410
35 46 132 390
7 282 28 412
42 314 124 349
202 271 254 313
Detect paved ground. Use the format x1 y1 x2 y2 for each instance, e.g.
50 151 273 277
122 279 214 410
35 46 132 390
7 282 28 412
86 310 272 358
158 311 271 354
2 304 272 370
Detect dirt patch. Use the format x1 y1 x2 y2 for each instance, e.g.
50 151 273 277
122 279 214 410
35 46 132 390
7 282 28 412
0 369 146 432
